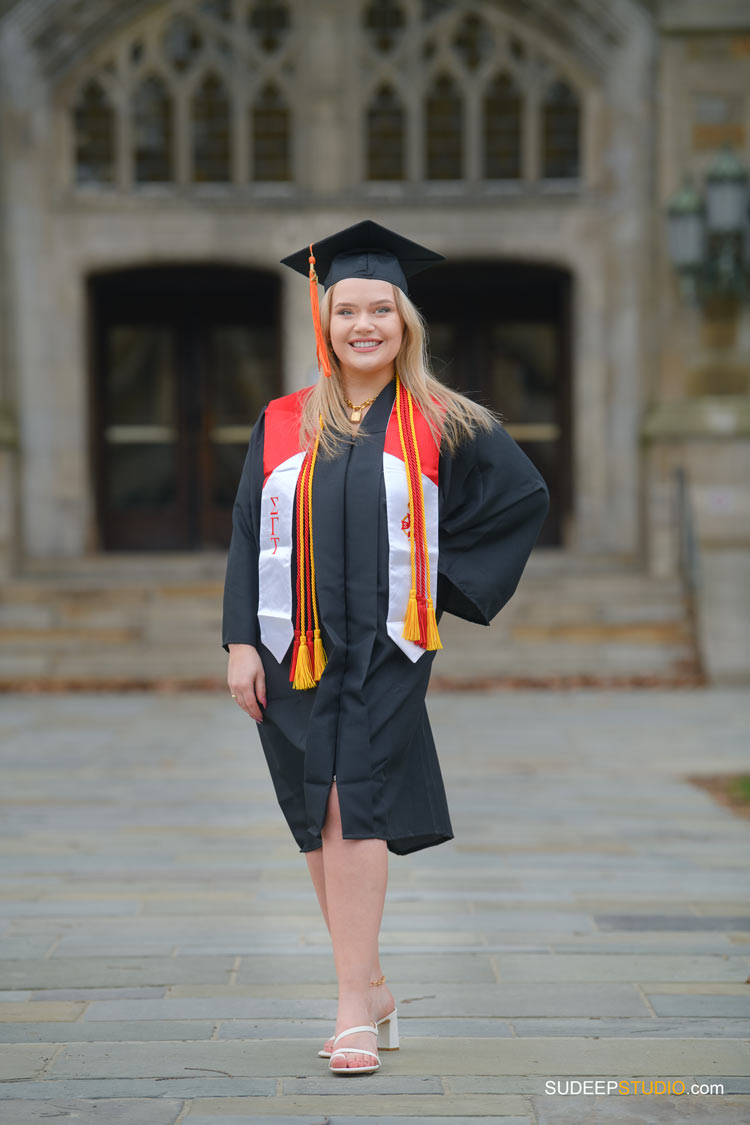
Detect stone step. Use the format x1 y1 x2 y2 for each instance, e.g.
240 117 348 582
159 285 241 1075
0 551 700 685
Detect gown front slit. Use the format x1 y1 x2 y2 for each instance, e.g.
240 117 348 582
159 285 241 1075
222 375 550 856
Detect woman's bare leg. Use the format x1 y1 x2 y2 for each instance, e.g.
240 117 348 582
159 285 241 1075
305 843 393 1057
305 849 330 932
321 781 393 1069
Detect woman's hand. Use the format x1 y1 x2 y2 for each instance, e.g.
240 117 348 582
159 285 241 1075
227 644 266 722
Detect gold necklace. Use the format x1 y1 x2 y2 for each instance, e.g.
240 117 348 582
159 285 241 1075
344 382 387 423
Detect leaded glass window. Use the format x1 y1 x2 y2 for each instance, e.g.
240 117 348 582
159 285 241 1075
367 85 405 180
69 0 295 190
252 83 290 181
134 75 173 183
360 0 584 189
541 79 580 179
74 80 115 185
193 73 231 182
426 74 463 180
484 73 521 179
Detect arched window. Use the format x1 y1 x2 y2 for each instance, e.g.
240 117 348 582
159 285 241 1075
359 1 586 189
483 72 521 179
133 75 173 183
192 73 231 183
73 80 115 185
367 85 405 181
69 0 295 191
252 83 291 181
541 79 580 179
425 73 462 180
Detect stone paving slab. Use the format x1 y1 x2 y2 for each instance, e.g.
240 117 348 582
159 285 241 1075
1 688 748 1120
644 983 750 995
443 1073 746 1094
41 1037 750 1079
186 1119 531 1125
233 952 499 983
215 1018 515 1039
509 1018 750 1038
491 953 750 982
0 1044 56 1081
0 1002 85 1022
596 914 750 932
531 1094 750 1124
0 956 237 989
0 1101 185 1124
647 995 750 1018
0 1020 217 1043
78 983 650 1021
0 1078 275 1099
183 1094 532 1116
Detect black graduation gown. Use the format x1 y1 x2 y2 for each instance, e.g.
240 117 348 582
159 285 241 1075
222 377 549 855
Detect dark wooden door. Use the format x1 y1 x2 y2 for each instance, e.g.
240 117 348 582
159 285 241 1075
90 266 280 550
410 262 572 547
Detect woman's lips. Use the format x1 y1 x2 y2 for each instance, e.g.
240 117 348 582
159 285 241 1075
349 340 382 350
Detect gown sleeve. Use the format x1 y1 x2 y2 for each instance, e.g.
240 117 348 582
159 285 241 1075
436 420 550 626
221 406 266 652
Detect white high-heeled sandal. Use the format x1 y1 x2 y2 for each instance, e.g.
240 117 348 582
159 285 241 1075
328 1023 380 1075
319 1006 400 1058
318 974 400 1058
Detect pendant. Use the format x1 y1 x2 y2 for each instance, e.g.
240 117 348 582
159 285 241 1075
351 408 362 423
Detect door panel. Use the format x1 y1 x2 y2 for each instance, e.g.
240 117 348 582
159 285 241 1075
410 262 571 547
91 266 280 550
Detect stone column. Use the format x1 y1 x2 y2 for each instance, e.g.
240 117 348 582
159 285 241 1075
0 77 20 580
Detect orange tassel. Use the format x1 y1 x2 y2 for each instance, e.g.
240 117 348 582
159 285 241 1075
425 597 443 651
292 635 316 689
309 245 332 379
313 627 327 679
403 589 421 642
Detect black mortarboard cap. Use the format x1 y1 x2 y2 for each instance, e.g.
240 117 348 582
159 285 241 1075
280 219 444 295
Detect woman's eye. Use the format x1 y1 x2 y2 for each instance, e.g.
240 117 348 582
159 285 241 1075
376 306 393 313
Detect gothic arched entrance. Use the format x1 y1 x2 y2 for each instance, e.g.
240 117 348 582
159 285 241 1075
89 265 280 550
410 261 572 547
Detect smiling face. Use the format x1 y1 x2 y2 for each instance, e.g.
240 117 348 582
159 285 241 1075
327 278 404 382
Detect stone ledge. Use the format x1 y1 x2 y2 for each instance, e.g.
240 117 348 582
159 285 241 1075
641 397 750 442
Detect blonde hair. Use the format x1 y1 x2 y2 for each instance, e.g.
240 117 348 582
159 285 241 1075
298 283 501 459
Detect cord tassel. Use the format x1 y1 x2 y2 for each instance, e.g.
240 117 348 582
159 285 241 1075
291 419 328 690
308 246 332 379
425 596 443 651
307 424 327 683
403 589 420 641
313 627 327 679
403 376 442 652
292 634 316 689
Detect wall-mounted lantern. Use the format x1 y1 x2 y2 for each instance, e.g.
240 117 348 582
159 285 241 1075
666 143 749 302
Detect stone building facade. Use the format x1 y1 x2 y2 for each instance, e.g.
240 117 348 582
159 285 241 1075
0 0 748 679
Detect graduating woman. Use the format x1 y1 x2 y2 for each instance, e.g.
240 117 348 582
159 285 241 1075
222 221 549 1075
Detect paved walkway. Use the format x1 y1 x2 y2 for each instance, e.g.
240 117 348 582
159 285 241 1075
1 688 749 1124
